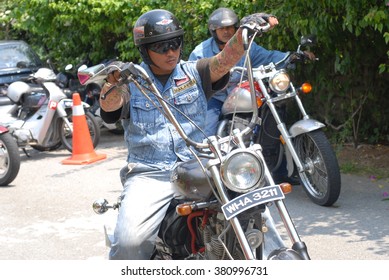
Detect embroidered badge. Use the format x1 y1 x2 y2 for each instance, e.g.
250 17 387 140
175 76 189 87
173 78 196 94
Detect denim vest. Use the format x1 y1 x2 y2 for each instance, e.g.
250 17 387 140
122 61 207 170
189 37 287 102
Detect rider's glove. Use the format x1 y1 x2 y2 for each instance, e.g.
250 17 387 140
240 13 277 33
100 60 130 109
288 51 317 65
105 61 124 84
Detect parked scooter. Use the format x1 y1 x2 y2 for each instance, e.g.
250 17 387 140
2 67 100 153
217 35 341 206
82 26 311 260
0 124 20 186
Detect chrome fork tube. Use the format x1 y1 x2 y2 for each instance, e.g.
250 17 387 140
265 100 305 173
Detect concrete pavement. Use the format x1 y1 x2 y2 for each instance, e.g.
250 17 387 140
0 129 388 260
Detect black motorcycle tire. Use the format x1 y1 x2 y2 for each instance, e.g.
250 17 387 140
293 130 341 206
0 133 21 186
57 110 101 153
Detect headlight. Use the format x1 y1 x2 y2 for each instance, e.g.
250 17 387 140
220 149 265 193
269 70 290 93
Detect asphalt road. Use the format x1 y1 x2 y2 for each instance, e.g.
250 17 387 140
0 128 388 260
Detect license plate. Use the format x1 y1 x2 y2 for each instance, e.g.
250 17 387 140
221 185 285 220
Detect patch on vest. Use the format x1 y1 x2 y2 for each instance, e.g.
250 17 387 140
173 77 196 94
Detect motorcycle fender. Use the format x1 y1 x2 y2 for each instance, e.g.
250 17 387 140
285 119 325 176
289 119 325 137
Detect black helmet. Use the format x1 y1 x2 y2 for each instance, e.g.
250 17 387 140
208 8 239 45
133 9 184 65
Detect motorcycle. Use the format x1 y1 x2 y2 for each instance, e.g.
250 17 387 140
0 124 21 186
217 35 341 206
82 26 311 260
2 67 100 153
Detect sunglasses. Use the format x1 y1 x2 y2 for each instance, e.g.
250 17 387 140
147 37 182 54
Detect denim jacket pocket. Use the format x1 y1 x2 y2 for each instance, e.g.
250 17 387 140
173 89 203 118
131 97 165 129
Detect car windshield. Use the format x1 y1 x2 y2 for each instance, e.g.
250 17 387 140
0 42 43 69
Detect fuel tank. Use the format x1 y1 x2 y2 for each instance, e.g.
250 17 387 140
221 81 262 115
171 158 213 201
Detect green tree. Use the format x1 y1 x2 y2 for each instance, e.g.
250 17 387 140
1 0 388 145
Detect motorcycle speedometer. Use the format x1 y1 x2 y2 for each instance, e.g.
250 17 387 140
220 149 265 193
269 70 290 93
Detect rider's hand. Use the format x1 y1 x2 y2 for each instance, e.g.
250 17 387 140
240 13 278 32
303 51 316 61
106 71 120 84
100 60 124 111
266 16 279 30
105 60 124 84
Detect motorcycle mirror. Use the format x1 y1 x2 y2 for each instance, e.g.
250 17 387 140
65 64 73 71
300 35 317 47
78 64 88 72
77 64 106 85
92 198 110 214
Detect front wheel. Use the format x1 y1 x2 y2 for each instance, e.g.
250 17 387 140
293 130 341 206
57 110 101 153
0 133 21 186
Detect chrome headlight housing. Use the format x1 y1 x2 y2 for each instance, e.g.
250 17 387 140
220 149 265 193
269 70 290 93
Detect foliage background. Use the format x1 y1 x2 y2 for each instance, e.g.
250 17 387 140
1 0 388 146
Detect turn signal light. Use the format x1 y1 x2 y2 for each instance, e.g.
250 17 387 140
256 96 263 108
176 203 193 216
279 182 292 194
300 83 312 94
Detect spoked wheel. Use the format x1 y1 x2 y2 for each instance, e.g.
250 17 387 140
293 130 341 206
57 110 101 153
0 133 21 186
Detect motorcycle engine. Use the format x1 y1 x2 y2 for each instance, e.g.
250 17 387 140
157 202 245 260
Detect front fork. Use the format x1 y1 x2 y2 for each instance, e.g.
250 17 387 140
207 137 309 260
266 95 325 176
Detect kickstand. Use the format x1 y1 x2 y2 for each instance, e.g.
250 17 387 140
22 148 31 157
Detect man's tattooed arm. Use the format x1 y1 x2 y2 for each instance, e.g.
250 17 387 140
208 28 245 83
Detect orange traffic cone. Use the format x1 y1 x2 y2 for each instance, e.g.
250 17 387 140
62 93 107 165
